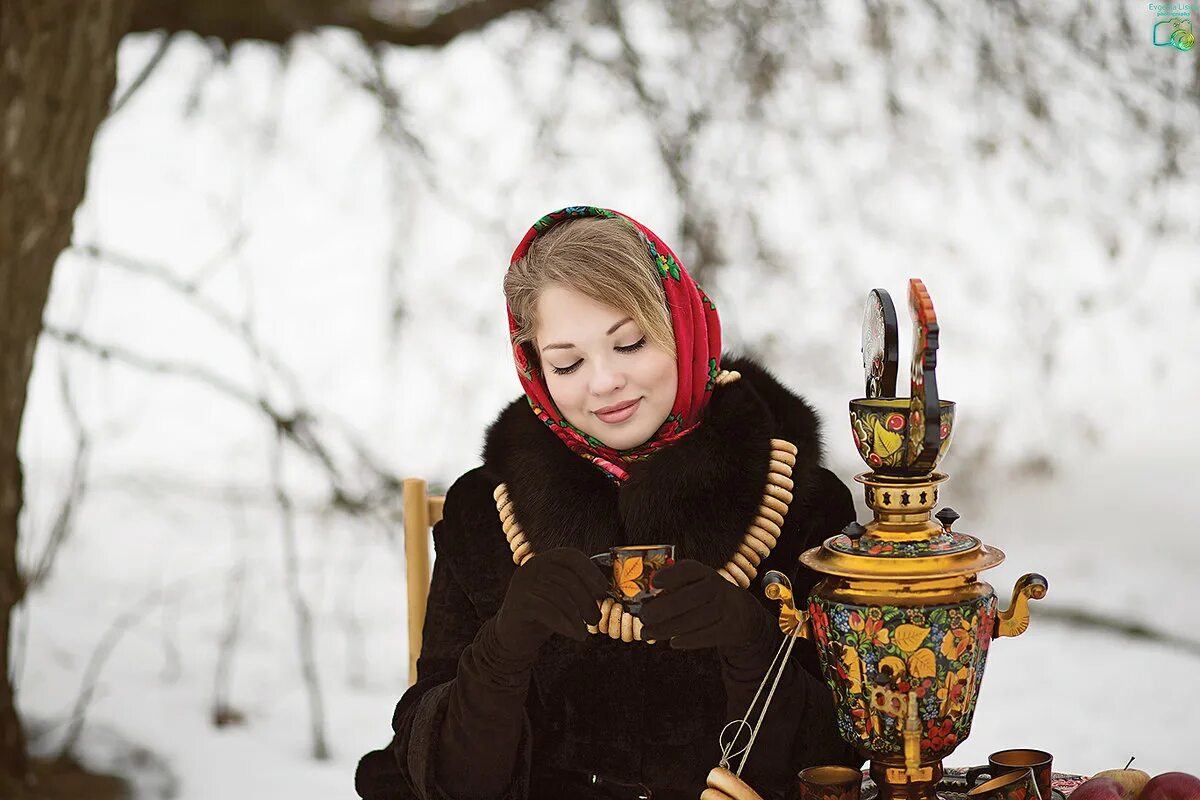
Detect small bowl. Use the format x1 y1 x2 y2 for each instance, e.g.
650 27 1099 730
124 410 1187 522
849 397 956 476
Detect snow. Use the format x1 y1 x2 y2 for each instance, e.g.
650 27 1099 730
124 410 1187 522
15 4 1200 797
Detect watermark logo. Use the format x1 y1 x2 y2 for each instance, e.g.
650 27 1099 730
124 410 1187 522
1149 4 1195 50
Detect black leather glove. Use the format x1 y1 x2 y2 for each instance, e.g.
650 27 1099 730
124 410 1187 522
493 546 608 662
639 559 774 651
435 548 608 798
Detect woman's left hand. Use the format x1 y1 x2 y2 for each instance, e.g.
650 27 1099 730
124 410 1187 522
639 559 772 650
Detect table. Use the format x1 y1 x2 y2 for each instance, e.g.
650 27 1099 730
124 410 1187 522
859 767 1090 800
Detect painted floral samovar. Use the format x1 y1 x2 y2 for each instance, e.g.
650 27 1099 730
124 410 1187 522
770 280 1047 800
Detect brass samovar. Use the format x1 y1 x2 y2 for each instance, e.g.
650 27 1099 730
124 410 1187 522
770 280 1047 800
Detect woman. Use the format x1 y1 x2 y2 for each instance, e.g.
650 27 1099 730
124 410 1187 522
356 206 861 800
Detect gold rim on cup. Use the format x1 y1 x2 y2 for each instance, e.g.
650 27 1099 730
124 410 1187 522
798 767 862 786
991 749 1052 769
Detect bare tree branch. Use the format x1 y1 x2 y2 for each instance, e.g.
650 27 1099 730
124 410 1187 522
127 0 553 48
24 358 92 590
40 324 367 505
582 0 724 282
270 429 328 760
68 245 408 507
212 494 248 728
42 324 265 412
70 244 305 400
108 31 174 117
1040 605 1200 658
41 320 406 528
57 584 184 758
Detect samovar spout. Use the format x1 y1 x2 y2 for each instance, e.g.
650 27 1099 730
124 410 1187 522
994 573 1049 638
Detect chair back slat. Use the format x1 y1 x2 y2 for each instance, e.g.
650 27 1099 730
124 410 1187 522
402 478 445 686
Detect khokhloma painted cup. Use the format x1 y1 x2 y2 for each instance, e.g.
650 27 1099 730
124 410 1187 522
967 768 1043 800
967 749 1053 800
589 544 675 616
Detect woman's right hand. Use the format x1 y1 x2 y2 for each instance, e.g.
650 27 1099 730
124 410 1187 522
493 547 609 660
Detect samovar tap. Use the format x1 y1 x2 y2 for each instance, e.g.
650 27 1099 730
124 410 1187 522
903 690 921 777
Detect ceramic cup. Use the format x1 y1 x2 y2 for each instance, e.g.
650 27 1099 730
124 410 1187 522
967 749 1053 800
589 544 675 616
967 768 1044 800
796 765 863 800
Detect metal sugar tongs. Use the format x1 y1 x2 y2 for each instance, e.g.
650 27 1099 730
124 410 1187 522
703 572 809 800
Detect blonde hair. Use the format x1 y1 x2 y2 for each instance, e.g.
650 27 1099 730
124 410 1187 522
505 217 676 371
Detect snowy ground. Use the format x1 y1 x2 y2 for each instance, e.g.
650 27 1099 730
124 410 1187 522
14 7 1200 798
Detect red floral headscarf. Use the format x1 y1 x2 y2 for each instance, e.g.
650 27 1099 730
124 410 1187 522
507 206 722 483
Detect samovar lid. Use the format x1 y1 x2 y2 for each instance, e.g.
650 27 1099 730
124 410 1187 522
800 528 1005 581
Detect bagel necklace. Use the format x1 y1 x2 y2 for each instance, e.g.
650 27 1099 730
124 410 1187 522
492 370 799 644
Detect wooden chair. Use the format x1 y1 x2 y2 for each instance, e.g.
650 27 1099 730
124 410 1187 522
402 477 445 686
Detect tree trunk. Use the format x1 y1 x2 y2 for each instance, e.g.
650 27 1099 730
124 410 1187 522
0 0 131 781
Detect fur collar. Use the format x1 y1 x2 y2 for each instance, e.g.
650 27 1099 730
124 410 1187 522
481 355 826 569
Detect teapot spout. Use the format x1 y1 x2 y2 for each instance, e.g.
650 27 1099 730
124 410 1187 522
763 571 810 639
994 573 1048 639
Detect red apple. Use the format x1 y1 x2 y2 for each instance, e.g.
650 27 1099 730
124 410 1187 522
1071 778 1127 800
1140 773 1200 800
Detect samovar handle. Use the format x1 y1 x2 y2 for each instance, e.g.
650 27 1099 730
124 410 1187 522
762 571 810 639
993 573 1048 639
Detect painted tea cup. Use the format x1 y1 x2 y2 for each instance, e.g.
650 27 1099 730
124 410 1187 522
967 749 1053 800
967 768 1043 800
589 544 675 617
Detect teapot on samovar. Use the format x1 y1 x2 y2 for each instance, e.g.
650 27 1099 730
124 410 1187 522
766 280 1047 800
